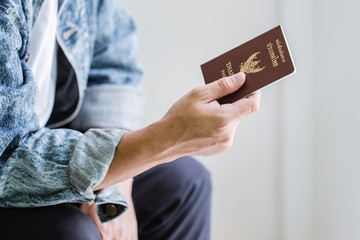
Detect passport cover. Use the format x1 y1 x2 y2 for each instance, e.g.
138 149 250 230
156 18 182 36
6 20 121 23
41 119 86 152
201 25 296 104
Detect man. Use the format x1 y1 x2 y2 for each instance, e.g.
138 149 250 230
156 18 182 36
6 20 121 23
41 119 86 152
0 0 261 239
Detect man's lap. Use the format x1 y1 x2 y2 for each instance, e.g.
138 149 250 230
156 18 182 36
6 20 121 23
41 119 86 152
133 156 212 240
0 157 211 240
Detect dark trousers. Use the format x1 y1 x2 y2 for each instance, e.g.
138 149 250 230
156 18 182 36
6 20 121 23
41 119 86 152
0 157 212 240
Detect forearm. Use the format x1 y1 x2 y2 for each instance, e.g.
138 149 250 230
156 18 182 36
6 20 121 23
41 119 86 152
94 73 261 191
94 119 181 191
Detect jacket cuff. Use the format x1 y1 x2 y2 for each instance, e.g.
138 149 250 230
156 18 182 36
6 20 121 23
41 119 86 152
71 84 144 131
68 128 125 200
95 184 129 222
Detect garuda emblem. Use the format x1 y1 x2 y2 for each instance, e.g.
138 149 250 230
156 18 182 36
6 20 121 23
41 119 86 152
240 52 265 75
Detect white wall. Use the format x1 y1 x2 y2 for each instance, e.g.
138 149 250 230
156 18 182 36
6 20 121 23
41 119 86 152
279 0 315 239
121 0 281 239
120 0 360 239
313 0 360 239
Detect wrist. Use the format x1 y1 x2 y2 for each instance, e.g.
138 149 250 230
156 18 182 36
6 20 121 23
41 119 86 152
130 118 184 164
94 119 184 191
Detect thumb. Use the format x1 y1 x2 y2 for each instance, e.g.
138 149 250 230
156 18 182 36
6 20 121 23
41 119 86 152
204 72 245 101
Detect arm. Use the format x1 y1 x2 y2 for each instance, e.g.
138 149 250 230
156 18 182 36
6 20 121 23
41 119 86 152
65 0 260 192
82 73 260 239
70 0 144 132
70 0 145 225
0 0 126 210
95 72 261 191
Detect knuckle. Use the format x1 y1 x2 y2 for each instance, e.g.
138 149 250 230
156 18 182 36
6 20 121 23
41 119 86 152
219 135 233 151
212 114 234 134
249 100 260 113
214 116 228 129
211 127 234 150
189 86 203 99
217 77 233 92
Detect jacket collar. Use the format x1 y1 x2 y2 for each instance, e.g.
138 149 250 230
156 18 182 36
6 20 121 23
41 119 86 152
32 0 66 27
31 0 44 27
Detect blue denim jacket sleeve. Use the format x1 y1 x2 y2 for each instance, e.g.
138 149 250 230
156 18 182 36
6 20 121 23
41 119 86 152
0 0 128 222
71 0 145 131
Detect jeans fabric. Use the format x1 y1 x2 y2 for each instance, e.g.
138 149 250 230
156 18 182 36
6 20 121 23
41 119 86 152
133 156 212 240
0 157 212 240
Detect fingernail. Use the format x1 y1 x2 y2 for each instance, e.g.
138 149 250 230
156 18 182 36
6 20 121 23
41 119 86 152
240 72 246 79
232 72 246 83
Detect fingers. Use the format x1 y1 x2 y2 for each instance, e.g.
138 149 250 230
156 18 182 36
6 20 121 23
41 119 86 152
200 72 246 102
232 91 261 118
246 90 261 101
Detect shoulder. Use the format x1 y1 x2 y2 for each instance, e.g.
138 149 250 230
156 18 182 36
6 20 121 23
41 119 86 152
0 0 32 59
0 0 31 24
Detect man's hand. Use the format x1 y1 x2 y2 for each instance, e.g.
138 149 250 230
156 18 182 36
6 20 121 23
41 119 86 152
94 72 261 190
81 179 138 240
162 71 261 156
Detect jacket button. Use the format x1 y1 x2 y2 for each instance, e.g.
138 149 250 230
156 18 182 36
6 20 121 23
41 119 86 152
105 204 118 217
62 27 77 40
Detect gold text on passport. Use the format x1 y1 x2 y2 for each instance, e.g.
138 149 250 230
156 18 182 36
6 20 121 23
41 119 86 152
267 42 280 67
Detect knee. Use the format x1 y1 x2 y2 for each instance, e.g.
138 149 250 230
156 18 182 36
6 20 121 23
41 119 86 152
166 156 212 199
133 156 212 214
182 156 212 191
50 204 102 240
133 157 212 239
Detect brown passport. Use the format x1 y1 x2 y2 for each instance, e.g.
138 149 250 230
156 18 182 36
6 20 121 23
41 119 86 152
201 25 296 104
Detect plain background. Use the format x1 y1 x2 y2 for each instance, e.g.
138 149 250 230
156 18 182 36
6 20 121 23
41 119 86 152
121 0 360 239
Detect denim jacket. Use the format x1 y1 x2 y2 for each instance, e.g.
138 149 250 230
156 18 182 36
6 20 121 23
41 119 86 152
0 0 144 222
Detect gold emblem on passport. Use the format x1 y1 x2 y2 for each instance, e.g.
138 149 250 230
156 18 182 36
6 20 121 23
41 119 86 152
201 25 296 104
239 52 265 75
